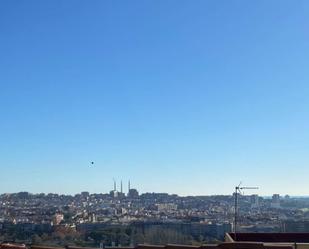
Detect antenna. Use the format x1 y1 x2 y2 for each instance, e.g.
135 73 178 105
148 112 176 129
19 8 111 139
121 180 123 194
234 182 258 241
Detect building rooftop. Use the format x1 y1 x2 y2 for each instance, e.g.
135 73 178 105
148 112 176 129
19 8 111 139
227 233 309 243
0 242 295 249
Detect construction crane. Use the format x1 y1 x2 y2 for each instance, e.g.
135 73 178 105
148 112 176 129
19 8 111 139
234 183 258 241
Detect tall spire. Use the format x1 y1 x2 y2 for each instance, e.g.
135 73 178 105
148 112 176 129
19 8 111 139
121 180 123 193
113 179 116 191
128 180 131 192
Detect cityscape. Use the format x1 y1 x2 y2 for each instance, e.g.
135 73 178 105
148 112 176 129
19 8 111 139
1 1 309 249
1 182 309 246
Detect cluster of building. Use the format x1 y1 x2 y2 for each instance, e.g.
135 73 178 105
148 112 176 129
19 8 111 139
1 185 309 242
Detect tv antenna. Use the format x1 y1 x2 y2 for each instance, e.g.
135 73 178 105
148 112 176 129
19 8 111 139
234 182 258 241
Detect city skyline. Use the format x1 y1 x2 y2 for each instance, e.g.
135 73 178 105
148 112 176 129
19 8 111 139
0 184 297 198
0 192 302 198
1 1 309 196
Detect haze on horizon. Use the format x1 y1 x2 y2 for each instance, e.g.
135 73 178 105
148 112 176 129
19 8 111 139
1 1 309 196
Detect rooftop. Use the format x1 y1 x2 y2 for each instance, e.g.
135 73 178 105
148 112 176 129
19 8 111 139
0 242 294 249
227 233 309 243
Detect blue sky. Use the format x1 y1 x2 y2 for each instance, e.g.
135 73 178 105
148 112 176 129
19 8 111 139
1 1 309 196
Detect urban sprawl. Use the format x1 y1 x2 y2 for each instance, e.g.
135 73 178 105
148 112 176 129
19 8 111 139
1 184 309 247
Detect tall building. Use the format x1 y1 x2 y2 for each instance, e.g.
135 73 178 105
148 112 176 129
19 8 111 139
128 188 139 198
81 191 90 199
110 180 125 198
271 194 280 208
127 180 139 198
250 194 259 209
110 190 118 198
110 179 118 198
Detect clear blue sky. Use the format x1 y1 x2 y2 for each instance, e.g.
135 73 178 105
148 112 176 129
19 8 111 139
1 1 308 196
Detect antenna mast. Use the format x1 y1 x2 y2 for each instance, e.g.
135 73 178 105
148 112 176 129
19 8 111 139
234 183 258 241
